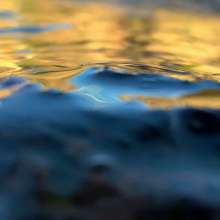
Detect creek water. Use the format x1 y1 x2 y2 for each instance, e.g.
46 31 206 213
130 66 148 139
0 0 220 219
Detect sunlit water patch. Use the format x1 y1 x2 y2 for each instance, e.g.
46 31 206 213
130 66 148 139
0 0 220 109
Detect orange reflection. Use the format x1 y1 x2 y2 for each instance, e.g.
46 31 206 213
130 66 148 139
122 90 220 109
0 0 219 108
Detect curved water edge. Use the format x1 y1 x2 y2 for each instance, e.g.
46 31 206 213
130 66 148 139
2 64 220 109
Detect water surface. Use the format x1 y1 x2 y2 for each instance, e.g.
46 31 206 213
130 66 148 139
1 1 220 220
1 0 220 108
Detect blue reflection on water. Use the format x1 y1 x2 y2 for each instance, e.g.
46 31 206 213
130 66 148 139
71 67 220 103
0 23 71 35
0 10 17 19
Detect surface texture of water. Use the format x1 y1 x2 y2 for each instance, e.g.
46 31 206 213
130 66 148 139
0 0 220 219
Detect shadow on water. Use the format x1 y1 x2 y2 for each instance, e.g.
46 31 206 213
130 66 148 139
0 0 220 220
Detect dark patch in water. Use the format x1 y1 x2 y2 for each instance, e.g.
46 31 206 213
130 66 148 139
182 109 220 135
0 77 26 88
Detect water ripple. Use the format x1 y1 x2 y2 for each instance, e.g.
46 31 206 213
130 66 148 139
0 23 71 35
0 10 17 19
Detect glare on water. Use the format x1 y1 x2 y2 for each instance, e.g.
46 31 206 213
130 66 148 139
0 0 220 108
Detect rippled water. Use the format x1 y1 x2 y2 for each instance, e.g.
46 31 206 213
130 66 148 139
1 1 220 220
0 0 220 108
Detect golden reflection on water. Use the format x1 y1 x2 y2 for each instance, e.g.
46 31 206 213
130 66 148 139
0 0 220 107
122 90 220 109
